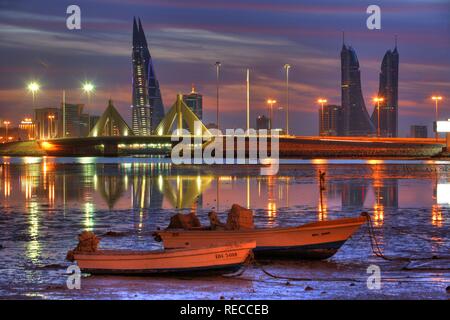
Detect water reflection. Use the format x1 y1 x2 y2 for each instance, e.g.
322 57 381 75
0 159 448 231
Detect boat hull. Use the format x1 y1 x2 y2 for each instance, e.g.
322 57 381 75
156 217 366 260
74 242 255 275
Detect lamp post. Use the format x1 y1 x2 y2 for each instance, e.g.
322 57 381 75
432 96 443 140
27 82 40 107
267 99 277 130
215 62 221 131
3 121 10 142
284 64 291 136
373 97 384 137
317 99 327 136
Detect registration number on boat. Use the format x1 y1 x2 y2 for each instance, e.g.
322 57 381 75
215 251 238 259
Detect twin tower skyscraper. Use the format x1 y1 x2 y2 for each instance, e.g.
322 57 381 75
131 17 165 136
341 38 399 137
131 17 399 137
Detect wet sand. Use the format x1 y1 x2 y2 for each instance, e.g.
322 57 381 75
0 159 449 299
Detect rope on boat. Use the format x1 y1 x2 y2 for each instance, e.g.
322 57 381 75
224 212 449 281
223 254 365 282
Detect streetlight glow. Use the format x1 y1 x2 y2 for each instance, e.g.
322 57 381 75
27 82 40 94
82 82 95 94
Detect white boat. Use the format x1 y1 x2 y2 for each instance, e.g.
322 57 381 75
155 216 367 260
73 241 256 275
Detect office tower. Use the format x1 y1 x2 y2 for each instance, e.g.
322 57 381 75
34 107 60 139
341 42 375 136
256 115 270 130
318 104 344 136
60 103 84 138
410 125 428 138
182 85 203 120
131 17 165 135
371 45 399 137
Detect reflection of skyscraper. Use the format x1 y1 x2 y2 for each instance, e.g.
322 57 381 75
131 17 165 135
341 181 368 209
375 180 399 208
341 42 375 136
371 46 399 137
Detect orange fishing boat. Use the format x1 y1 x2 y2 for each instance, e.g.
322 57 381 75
155 215 367 260
73 242 255 275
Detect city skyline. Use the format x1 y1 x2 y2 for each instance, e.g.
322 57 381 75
0 0 449 136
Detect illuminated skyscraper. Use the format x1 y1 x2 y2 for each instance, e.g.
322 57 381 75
341 42 375 136
131 17 165 135
182 85 203 120
371 46 399 137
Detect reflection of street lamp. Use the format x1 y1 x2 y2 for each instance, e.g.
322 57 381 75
3 121 10 142
48 114 55 139
27 82 40 107
317 99 327 136
432 96 443 140
267 99 277 130
284 64 291 135
373 97 384 137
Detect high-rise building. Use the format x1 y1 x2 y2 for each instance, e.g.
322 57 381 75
256 115 270 130
131 17 165 136
319 104 344 136
341 42 375 136
371 46 399 137
410 125 428 138
182 85 203 120
60 103 84 138
34 107 60 139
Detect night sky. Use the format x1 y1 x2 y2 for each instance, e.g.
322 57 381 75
1 0 449 136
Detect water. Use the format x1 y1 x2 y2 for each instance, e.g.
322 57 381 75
0 157 449 299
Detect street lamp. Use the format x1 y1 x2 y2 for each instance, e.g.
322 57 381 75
215 62 221 131
432 96 443 140
284 64 291 136
317 99 327 136
48 114 55 139
267 99 277 130
3 121 10 142
82 82 95 105
27 82 40 107
373 97 384 137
